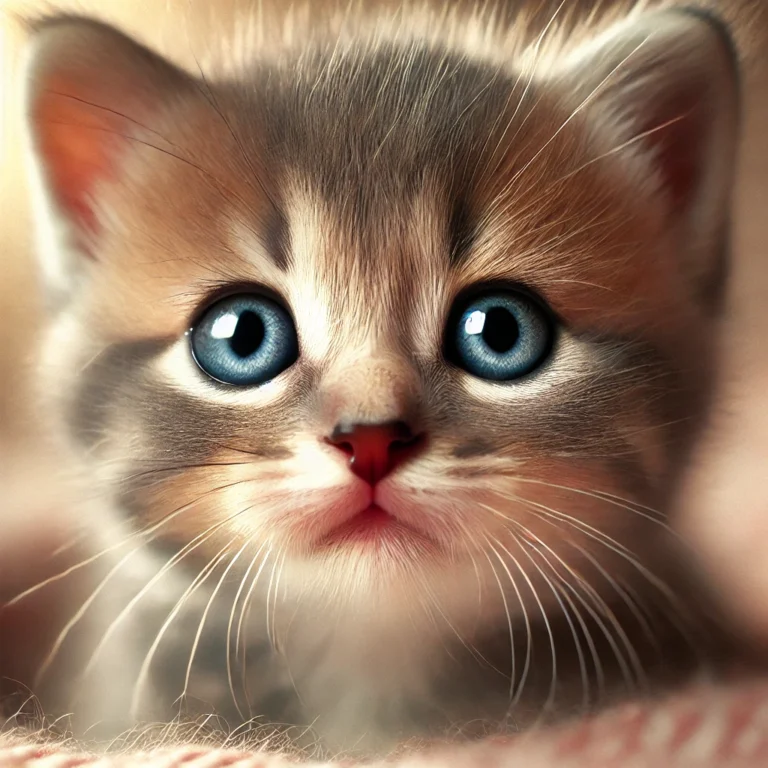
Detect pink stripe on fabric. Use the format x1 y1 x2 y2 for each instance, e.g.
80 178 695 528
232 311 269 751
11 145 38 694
3 681 768 768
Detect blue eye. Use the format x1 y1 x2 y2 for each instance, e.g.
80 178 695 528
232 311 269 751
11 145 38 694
190 294 298 386
447 289 552 381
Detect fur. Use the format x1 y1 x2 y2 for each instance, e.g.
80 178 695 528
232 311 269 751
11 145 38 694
1 0 762 759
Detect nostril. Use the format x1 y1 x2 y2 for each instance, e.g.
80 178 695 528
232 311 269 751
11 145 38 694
390 431 425 462
385 420 416 450
333 439 354 456
391 430 421 452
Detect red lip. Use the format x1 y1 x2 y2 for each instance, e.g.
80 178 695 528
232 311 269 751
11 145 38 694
318 504 406 547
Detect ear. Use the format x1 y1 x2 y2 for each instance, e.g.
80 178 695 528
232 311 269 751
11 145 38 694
24 16 194 298
556 9 740 307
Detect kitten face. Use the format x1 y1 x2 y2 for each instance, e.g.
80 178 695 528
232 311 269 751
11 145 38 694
24 4 739 737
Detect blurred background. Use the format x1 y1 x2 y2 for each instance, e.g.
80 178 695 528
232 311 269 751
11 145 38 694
2 0 768 688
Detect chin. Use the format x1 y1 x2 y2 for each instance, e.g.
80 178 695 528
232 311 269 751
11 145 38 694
273 520 504 644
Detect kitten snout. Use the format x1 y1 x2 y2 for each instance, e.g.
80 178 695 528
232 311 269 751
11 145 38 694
319 355 427 485
318 355 424 436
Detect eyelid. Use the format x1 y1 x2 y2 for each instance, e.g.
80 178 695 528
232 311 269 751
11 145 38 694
187 281 294 329
445 280 561 335
449 280 557 316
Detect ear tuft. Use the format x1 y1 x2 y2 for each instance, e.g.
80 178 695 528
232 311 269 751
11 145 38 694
25 16 192 245
557 9 740 299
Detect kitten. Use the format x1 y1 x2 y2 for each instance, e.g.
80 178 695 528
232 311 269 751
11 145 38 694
10 0 746 757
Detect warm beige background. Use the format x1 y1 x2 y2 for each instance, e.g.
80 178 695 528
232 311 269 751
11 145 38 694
1 0 768 640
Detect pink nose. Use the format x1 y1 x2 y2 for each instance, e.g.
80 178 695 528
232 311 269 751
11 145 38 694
327 421 421 485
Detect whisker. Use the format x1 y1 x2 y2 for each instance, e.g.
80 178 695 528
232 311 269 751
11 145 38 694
482 537 534 708
532 543 604 706
42 89 175 141
190 53 284 215
493 489 701 660
513 477 668 526
493 114 688 230
182 538 251 700
237 548 276 719
570 535 699 658
263 556 280 653
514 493 693 621
34 541 146 686
511 528 591 711
79 504 254 691
227 541 269 720
509 512 643 694
586 488 671 518
562 536 661 654
130 538 237 719
506 493 638 559
38 116 255 216
486 35 650 220
419 576 501 674
484 0 568 177
414 591 458 663
548 113 690 187
119 460 255 485
266 550 288 651
49 532 88 559
480 544 519 700
490 537 558 717
553 568 641 693
451 515 490 617
4 478 256 608
204 442 278 460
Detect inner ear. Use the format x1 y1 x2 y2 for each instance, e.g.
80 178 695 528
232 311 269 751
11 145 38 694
555 9 740 295
26 16 194 244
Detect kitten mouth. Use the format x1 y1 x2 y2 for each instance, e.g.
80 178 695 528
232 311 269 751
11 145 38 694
316 504 430 549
